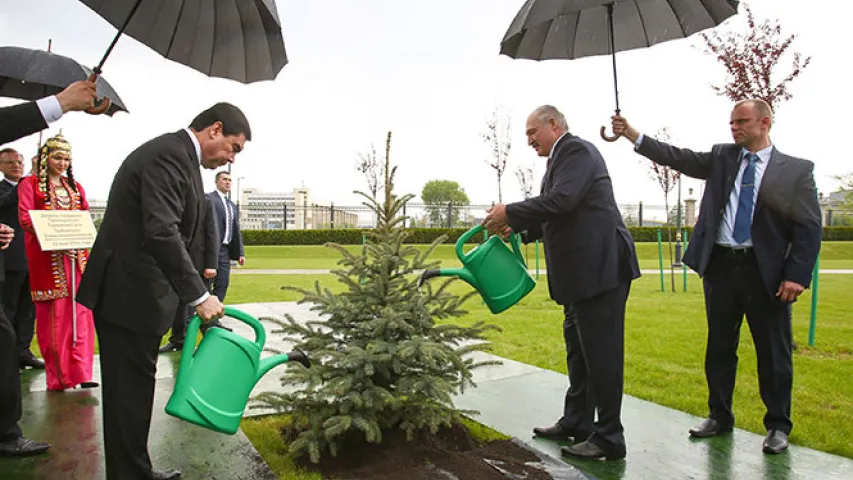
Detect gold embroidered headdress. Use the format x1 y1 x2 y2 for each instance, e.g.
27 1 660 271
38 131 74 196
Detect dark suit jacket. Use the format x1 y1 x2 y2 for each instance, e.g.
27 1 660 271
636 136 822 297
0 102 49 145
77 130 208 336
506 134 641 305
206 191 244 260
0 180 27 272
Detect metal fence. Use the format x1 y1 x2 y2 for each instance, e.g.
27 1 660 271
236 202 689 230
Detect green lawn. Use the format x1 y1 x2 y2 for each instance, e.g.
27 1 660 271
228 272 853 460
240 242 853 270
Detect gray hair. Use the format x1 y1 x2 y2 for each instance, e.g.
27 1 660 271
531 105 569 131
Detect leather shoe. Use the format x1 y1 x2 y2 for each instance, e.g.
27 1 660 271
150 468 181 480
19 354 45 370
689 418 733 438
763 430 789 454
158 342 183 354
533 423 590 441
561 440 625 460
0 436 51 457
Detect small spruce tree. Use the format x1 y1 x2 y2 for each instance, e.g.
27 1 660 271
254 133 500 463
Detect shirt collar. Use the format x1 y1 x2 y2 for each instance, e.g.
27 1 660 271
548 132 569 160
183 128 202 164
217 190 228 200
742 144 773 163
3 178 17 186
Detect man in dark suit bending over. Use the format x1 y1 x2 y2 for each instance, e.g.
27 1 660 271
77 103 251 480
611 98 822 454
484 105 641 460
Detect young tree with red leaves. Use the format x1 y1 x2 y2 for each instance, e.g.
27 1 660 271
700 3 810 111
646 127 680 291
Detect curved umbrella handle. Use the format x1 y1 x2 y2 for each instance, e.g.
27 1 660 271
84 73 111 115
600 125 621 142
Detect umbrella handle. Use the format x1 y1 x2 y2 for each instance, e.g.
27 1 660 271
600 125 621 142
84 73 111 115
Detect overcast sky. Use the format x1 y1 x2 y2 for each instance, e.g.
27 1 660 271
0 0 849 212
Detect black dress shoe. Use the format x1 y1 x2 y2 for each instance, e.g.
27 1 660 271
0 437 51 457
689 418 733 438
533 423 590 441
158 342 183 354
561 440 626 460
19 355 45 370
79 382 99 389
150 468 181 479
763 430 789 454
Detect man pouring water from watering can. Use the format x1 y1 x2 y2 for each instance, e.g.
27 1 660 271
483 105 640 460
77 103 251 480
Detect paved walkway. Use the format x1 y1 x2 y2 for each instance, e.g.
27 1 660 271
4 301 853 480
233 268 853 275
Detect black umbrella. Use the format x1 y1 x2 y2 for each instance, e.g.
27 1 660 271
78 0 288 84
501 0 739 141
0 46 127 116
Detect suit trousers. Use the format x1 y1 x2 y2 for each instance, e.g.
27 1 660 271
0 308 23 441
211 246 231 303
2 270 36 357
559 281 630 451
703 248 793 434
96 318 161 480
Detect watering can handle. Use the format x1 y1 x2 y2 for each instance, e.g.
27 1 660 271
185 307 267 350
455 225 485 261
509 232 526 266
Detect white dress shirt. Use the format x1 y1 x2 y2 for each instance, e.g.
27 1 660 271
36 96 63 124
182 128 209 308
216 190 232 245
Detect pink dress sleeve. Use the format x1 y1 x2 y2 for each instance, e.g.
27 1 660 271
18 176 37 233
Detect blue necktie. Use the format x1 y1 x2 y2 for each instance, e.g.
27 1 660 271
732 153 758 243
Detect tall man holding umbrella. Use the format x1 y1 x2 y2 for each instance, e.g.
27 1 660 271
0 80 97 457
611 99 822 454
77 102 251 480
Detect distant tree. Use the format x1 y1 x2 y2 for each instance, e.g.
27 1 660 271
357 143 383 201
700 2 810 112
421 180 470 228
482 106 512 203
514 165 534 200
645 127 680 292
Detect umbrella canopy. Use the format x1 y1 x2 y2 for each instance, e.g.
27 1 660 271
0 46 127 116
500 0 739 140
78 0 288 84
501 0 739 60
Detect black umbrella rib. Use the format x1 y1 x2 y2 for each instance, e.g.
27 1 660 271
570 8 582 59
665 0 692 39
94 0 144 74
164 0 190 61
634 1 652 48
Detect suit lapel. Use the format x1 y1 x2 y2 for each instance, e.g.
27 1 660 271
541 134 572 194
721 147 741 205
176 130 204 239
755 147 785 216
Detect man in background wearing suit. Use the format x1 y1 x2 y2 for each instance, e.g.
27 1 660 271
484 105 641 460
158 197 219 353
611 99 822 454
0 80 97 457
207 171 245 304
77 103 251 480
0 149 43 370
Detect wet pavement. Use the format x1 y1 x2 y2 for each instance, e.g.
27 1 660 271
3 301 852 480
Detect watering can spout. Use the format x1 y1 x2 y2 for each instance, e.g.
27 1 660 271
258 349 311 378
418 268 475 288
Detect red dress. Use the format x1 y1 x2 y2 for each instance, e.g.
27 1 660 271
18 175 95 391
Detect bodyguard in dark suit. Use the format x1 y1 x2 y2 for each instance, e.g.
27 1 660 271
159 198 220 353
76 103 251 480
0 81 97 458
207 171 245 303
0 149 42 370
484 105 641 460
612 99 822 454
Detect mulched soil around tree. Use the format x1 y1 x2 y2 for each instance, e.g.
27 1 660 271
291 422 555 480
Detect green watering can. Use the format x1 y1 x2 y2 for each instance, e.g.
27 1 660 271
418 225 535 314
165 307 310 435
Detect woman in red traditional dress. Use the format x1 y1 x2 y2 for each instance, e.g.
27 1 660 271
18 132 96 391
